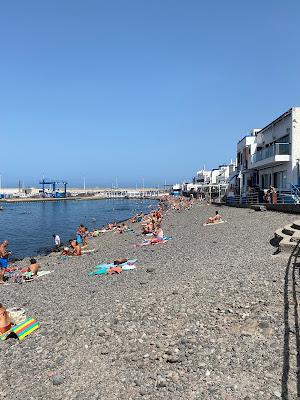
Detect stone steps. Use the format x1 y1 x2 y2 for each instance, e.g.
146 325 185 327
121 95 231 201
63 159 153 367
274 221 300 253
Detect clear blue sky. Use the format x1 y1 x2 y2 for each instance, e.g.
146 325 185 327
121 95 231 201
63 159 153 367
1 0 300 188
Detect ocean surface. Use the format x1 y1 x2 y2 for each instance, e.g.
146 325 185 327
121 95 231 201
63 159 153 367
0 199 156 258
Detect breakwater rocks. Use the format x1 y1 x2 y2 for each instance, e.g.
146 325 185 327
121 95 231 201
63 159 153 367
0 204 298 399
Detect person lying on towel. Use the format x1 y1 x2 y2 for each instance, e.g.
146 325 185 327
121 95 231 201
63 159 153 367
205 211 223 224
150 225 164 244
70 240 82 256
0 304 12 334
27 259 40 276
61 240 82 256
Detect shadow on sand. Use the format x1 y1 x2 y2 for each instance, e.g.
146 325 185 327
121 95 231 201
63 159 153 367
282 243 300 399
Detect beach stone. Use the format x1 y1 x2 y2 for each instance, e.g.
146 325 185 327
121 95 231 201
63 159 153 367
157 377 167 387
134 379 143 387
1 203 297 400
146 267 156 273
140 387 147 396
52 375 64 385
258 321 270 329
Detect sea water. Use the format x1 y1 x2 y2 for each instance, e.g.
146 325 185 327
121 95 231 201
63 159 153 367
0 198 156 258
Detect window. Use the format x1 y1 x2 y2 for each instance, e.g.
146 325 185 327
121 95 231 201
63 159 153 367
276 134 290 144
274 171 288 189
261 174 271 189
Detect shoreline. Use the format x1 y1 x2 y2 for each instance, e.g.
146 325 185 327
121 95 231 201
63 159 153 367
1 203 296 399
28 206 160 261
1 198 159 260
0 196 162 204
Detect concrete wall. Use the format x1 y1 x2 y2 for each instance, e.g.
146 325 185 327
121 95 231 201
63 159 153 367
291 108 300 184
265 203 300 214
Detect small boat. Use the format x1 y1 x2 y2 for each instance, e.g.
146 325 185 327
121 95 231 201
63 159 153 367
0 206 4 211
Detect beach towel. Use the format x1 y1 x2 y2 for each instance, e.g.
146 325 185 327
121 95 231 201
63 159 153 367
0 318 39 341
203 220 227 226
107 266 122 274
121 265 136 271
81 248 96 254
138 237 172 247
94 259 137 270
23 270 53 279
89 259 138 276
88 267 108 276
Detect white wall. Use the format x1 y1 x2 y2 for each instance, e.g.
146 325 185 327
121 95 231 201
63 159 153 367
291 108 300 184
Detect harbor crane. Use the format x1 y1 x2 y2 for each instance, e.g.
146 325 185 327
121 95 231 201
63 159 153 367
39 179 68 198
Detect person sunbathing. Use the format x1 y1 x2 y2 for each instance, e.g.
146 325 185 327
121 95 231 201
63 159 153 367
136 213 144 222
206 211 223 224
0 304 12 334
114 258 127 265
150 225 164 243
116 225 123 234
27 259 40 276
71 240 82 256
61 247 71 256
82 226 89 246
142 225 150 234
107 222 117 230
142 221 154 234
99 225 108 233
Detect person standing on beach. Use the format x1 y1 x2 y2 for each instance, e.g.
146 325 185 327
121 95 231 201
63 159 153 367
0 240 11 283
53 234 61 248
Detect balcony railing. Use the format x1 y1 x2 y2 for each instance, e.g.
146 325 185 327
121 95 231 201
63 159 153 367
252 143 290 163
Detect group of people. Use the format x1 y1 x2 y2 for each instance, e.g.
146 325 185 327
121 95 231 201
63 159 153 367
264 186 278 204
0 238 41 284
165 196 194 212
61 224 89 256
139 209 165 244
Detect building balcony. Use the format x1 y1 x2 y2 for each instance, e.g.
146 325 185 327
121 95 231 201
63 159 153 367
251 143 291 168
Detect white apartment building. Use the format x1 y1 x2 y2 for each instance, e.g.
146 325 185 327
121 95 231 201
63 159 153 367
193 169 211 184
236 107 300 194
211 163 236 185
193 163 236 186
236 129 260 194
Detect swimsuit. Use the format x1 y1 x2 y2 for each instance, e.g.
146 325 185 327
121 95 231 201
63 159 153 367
76 234 83 245
0 258 8 269
0 323 12 334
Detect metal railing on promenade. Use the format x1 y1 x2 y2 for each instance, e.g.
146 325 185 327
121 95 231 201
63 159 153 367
226 193 259 205
226 190 300 206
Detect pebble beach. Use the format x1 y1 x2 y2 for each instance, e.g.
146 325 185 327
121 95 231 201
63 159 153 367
0 202 298 400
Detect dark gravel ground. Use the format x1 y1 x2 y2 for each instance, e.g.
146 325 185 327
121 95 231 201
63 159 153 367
0 203 299 400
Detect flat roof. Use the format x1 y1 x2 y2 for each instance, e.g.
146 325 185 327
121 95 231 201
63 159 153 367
258 108 299 133
237 135 256 144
